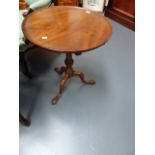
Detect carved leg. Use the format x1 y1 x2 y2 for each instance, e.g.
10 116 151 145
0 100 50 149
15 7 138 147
52 53 96 105
74 71 96 85
52 74 70 105
19 112 31 126
54 66 66 75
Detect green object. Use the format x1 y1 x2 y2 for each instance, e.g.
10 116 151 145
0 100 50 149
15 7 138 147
25 0 52 10
19 0 52 52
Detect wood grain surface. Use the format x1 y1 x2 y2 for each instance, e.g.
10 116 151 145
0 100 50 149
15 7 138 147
55 0 78 6
22 6 112 53
105 0 135 30
19 0 27 10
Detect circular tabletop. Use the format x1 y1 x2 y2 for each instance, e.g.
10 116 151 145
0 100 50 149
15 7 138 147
22 6 112 53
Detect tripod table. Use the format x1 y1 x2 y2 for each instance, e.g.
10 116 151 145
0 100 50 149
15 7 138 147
22 6 112 104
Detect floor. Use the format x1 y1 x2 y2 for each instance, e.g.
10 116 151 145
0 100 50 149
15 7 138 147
19 19 135 155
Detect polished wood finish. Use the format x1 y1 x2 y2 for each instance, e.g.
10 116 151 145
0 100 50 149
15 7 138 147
19 0 27 10
22 6 112 104
55 0 78 6
52 53 95 104
22 6 112 53
105 0 135 31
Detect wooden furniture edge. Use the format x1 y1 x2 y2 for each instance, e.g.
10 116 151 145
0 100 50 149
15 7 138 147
105 7 135 31
19 1 27 10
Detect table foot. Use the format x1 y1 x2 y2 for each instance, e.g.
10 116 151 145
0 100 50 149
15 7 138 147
52 53 96 105
54 66 66 75
74 71 96 85
51 74 69 105
52 95 61 105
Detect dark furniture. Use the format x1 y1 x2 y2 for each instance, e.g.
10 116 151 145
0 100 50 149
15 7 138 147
105 0 135 31
20 113 31 126
22 6 112 105
55 0 78 5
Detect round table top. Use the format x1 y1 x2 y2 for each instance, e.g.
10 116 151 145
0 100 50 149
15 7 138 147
22 6 112 53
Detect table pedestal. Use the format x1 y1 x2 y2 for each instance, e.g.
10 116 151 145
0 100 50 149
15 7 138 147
52 53 96 105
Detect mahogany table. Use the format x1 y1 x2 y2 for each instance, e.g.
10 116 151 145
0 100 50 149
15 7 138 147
22 6 112 104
